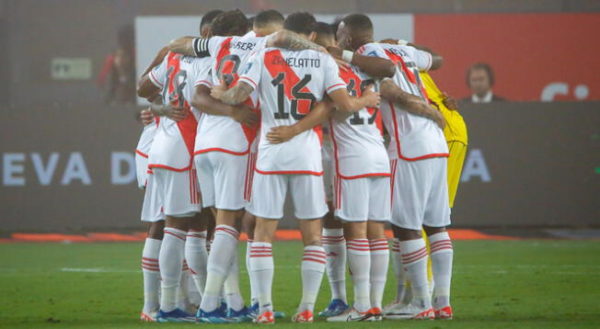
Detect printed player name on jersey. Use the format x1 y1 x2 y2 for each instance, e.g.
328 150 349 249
271 56 321 68
230 40 258 51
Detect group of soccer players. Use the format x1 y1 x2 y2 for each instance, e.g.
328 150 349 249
134 8 468 324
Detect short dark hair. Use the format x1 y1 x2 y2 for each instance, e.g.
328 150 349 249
200 9 224 30
330 16 344 39
314 22 334 37
211 9 248 36
284 12 317 35
254 9 284 28
341 13 373 33
467 62 495 86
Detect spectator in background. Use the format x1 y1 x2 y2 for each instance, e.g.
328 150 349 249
97 25 136 105
462 62 505 103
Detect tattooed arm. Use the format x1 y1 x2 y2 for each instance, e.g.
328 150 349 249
380 79 445 129
267 30 324 52
213 81 255 106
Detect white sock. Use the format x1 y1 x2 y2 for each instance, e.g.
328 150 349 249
369 238 389 310
141 238 161 313
429 232 453 309
159 228 186 312
246 239 258 305
185 231 208 299
391 238 407 303
346 239 371 312
224 249 245 311
299 245 326 313
177 264 190 310
186 269 202 306
400 238 431 309
200 225 239 312
249 242 274 313
322 228 347 303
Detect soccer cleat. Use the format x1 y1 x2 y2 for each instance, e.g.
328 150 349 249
227 306 253 322
249 302 286 320
254 310 275 324
318 298 349 317
367 307 383 322
435 306 453 320
292 310 314 323
155 308 196 323
384 303 435 320
326 308 371 322
196 307 236 324
383 301 408 316
139 311 157 322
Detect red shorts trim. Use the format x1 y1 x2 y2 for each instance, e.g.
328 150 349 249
193 148 249 156
148 164 192 172
255 168 324 176
135 150 148 158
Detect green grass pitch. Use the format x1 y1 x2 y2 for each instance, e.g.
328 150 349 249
1 240 599 329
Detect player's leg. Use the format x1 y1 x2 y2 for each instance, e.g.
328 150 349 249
245 172 286 324
319 204 348 317
185 210 210 304
423 157 453 319
385 159 434 320
366 176 392 319
154 168 200 322
241 211 258 310
139 172 165 321
291 174 328 323
197 152 246 321
326 177 371 322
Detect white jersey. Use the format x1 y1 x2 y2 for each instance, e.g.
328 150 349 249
330 65 390 179
194 34 270 155
147 52 208 170
135 119 158 160
358 43 448 160
239 48 346 175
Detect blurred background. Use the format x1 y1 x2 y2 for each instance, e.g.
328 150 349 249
0 0 598 233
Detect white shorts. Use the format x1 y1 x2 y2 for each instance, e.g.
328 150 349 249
333 176 391 222
390 157 451 230
322 144 334 203
194 152 249 210
152 168 201 217
135 152 149 189
247 172 328 220
140 172 165 222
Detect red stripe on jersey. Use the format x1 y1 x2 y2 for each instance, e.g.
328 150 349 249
135 150 148 158
384 49 430 103
255 168 324 176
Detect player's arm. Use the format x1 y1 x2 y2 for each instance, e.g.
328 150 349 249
137 48 169 99
379 39 443 70
267 100 335 144
328 85 380 113
327 46 395 78
192 84 258 126
167 36 204 57
380 78 445 129
148 100 188 122
267 30 325 52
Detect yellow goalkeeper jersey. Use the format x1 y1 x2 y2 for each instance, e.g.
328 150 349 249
420 72 468 145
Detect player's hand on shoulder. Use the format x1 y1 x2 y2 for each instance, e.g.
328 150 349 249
140 108 154 125
231 104 258 127
210 80 228 100
442 92 459 111
266 125 299 144
362 84 381 107
432 109 446 129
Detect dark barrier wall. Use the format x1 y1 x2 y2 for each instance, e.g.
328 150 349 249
0 102 598 231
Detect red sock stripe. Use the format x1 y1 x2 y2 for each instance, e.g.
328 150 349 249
430 240 452 248
164 230 186 241
187 232 207 239
304 250 326 257
369 239 389 251
402 247 428 264
430 242 453 253
142 262 159 269
189 268 197 275
142 257 158 262
302 256 327 264
142 265 160 272
215 226 239 239
347 239 370 251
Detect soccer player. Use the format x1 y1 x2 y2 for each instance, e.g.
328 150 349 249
137 20 213 321
346 15 453 319
212 12 380 324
